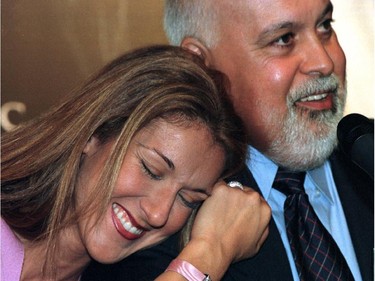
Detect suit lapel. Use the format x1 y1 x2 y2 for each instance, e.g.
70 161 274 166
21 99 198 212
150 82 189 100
330 150 374 281
223 168 294 281
226 155 374 281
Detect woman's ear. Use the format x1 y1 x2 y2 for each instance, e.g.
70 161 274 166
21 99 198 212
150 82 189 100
181 37 213 67
83 135 101 156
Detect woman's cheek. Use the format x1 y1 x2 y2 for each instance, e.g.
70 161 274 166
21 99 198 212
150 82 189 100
165 206 192 233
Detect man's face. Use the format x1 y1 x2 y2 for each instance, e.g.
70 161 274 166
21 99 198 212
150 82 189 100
198 0 346 169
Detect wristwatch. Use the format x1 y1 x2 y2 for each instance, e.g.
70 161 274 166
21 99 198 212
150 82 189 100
166 258 212 281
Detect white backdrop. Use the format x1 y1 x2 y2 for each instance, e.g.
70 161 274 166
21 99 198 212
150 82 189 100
332 0 374 117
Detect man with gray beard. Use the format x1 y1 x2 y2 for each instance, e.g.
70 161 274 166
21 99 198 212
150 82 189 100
82 0 373 280
269 75 345 170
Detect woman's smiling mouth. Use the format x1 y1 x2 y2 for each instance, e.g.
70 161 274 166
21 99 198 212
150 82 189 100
112 203 146 240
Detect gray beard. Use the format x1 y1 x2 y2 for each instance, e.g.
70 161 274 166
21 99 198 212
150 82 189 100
266 75 346 171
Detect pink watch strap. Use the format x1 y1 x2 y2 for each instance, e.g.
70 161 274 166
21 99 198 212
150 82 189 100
166 258 208 281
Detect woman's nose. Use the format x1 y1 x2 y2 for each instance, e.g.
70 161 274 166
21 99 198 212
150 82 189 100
140 191 175 228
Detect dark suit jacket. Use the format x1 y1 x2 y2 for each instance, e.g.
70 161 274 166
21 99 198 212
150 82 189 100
82 149 373 281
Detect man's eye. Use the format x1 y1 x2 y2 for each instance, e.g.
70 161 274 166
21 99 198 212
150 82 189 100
141 160 162 180
318 19 333 34
178 194 203 210
273 33 294 47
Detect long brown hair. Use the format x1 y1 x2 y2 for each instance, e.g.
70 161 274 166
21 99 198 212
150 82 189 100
1 45 246 276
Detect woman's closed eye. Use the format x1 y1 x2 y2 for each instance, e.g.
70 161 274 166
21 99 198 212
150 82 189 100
141 160 162 180
178 191 207 210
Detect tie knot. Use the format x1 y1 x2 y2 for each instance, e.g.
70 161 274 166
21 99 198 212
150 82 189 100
272 167 306 196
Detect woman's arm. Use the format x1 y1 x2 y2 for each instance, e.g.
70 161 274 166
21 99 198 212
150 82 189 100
156 181 271 281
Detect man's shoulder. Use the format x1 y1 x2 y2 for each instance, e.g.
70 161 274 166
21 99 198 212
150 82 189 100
329 149 374 206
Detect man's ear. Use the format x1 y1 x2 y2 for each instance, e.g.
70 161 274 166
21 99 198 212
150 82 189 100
83 135 100 156
181 37 213 67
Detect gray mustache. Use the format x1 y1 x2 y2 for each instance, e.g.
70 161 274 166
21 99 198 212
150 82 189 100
288 75 340 103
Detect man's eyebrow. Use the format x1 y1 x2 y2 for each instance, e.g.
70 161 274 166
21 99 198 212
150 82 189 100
257 2 334 45
318 2 334 22
260 22 294 38
138 142 175 169
256 21 295 44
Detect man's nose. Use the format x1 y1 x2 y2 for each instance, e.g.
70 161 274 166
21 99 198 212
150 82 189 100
300 36 334 77
140 191 175 228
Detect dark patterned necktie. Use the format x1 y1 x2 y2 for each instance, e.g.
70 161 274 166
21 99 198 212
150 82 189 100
272 167 354 281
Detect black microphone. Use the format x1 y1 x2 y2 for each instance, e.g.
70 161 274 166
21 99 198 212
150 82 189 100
337 113 374 180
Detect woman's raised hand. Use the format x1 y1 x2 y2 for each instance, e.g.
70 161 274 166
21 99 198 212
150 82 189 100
159 180 271 280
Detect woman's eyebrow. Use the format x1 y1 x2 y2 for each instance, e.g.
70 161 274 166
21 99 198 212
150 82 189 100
153 148 175 170
138 142 175 169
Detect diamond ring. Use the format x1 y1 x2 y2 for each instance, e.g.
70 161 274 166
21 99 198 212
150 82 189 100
227 181 244 190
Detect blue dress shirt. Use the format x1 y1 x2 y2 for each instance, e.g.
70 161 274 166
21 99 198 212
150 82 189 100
247 146 362 281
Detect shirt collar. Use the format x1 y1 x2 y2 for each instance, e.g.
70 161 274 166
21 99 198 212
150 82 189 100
307 161 335 204
247 146 334 204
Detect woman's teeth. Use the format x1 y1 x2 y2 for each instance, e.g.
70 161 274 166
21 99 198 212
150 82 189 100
112 203 143 235
300 93 328 102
